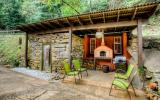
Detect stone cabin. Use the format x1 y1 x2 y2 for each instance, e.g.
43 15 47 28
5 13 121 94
17 2 159 72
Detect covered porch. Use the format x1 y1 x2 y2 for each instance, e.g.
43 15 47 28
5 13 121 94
63 70 146 100
17 2 159 72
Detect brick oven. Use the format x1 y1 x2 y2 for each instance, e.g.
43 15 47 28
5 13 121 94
94 45 113 58
94 33 114 71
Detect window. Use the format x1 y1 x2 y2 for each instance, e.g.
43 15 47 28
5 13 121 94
114 36 122 54
90 38 96 54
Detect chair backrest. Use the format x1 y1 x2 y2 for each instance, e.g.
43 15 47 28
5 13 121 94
72 59 81 70
63 60 70 74
125 64 134 78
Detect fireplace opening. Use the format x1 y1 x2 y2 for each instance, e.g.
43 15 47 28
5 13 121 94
100 51 106 57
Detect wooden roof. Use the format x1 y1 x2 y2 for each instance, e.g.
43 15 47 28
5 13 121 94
17 2 159 33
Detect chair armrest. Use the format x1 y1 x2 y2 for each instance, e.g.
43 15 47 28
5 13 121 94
116 69 126 73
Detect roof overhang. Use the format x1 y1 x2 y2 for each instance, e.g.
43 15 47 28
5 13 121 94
17 2 159 34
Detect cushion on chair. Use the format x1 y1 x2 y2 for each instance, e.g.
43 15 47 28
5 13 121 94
114 64 134 79
67 71 79 76
115 73 128 79
77 68 87 71
112 79 129 89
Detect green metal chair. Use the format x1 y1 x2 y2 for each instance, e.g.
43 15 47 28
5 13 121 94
63 60 80 83
109 71 137 100
115 64 134 80
72 59 88 78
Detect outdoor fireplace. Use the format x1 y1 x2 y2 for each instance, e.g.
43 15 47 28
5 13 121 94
94 30 113 70
100 51 106 57
94 45 113 58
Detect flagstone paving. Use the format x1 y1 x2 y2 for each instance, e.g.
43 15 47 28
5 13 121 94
0 66 146 100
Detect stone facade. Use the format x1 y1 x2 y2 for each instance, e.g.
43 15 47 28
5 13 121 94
28 33 83 71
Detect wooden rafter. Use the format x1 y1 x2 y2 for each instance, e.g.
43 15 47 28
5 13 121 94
54 20 64 27
17 3 159 33
77 16 83 25
42 22 55 29
31 20 137 34
30 24 41 30
103 12 106 23
117 10 120 22
18 26 29 32
34 23 48 30
66 18 72 26
132 8 138 20
24 25 35 31
89 15 93 24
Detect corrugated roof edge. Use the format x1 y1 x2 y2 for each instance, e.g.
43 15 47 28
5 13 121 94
16 2 160 28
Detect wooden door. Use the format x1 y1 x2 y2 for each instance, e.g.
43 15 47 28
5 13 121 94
42 44 51 72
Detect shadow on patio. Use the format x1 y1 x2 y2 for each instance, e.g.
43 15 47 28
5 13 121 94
63 70 146 100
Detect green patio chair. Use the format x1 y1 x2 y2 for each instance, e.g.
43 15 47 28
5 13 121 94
109 71 137 100
63 60 80 83
72 59 88 78
115 64 134 80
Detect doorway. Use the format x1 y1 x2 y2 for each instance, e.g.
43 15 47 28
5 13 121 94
42 44 51 72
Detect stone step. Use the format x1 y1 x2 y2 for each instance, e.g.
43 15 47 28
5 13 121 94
63 78 146 100
63 76 111 88
65 80 146 100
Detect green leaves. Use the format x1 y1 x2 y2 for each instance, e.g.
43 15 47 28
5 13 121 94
0 33 25 66
0 0 159 29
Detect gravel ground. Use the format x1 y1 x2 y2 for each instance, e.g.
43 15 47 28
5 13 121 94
12 67 53 80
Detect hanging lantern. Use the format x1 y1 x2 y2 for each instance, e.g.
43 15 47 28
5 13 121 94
95 31 103 39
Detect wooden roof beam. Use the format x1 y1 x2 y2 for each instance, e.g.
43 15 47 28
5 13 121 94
24 25 36 31
42 22 56 29
103 12 106 23
117 10 120 22
18 26 29 32
54 20 64 27
31 20 138 34
89 15 93 24
132 8 138 20
35 23 48 30
66 18 73 26
77 16 83 25
30 25 41 30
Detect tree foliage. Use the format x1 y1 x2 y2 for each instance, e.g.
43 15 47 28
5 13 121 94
0 0 159 29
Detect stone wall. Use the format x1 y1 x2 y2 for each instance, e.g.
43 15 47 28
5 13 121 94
28 33 83 71
72 34 83 59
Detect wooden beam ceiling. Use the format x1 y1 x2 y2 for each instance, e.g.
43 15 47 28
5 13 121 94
89 15 93 24
31 20 137 34
77 16 83 25
117 10 120 22
17 2 159 33
132 8 138 20
54 20 64 27
103 12 106 23
42 22 55 29
66 18 73 26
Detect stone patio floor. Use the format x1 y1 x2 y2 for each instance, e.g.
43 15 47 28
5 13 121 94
64 70 146 100
0 66 147 100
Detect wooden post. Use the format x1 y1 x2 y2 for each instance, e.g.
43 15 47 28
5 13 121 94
122 32 128 58
25 33 28 67
69 28 72 68
137 19 143 67
83 34 89 58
